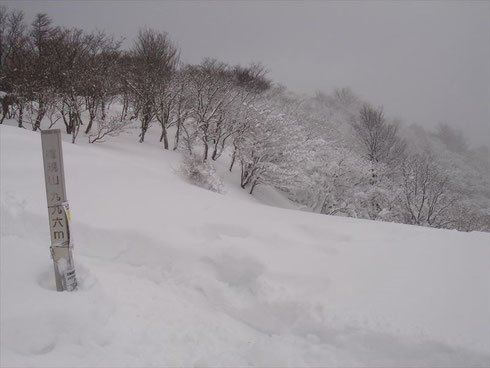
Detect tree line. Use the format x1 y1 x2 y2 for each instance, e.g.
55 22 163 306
1 7 488 232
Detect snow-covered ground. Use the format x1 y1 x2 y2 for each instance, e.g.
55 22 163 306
1 124 489 367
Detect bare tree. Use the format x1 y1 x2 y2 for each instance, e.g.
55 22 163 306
183 59 236 161
54 28 95 142
352 104 406 166
154 68 189 149
127 28 179 143
433 123 468 153
29 13 60 131
182 60 271 162
209 63 270 161
170 71 192 151
0 7 26 69
82 34 121 134
401 154 455 227
0 7 28 127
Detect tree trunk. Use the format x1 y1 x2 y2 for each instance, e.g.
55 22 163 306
121 100 127 121
203 141 209 162
240 163 249 188
121 92 130 120
61 102 72 134
85 114 95 134
229 149 236 172
159 124 169 149
17 104 23 128
139 126 147 143
0 99 7 124
249 180 258 194
71 110 82 143
140 115 149 143
84 98 98 134
173 118 181 151
33 99 45 131
140 101 152 143
320 193 329 214
101 100 106 121
211 141 219 161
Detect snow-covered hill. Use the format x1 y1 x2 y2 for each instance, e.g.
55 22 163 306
1 124 489 367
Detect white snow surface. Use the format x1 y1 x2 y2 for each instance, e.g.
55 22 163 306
1 124 489 367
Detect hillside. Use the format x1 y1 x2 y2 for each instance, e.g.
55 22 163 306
1 124 489 367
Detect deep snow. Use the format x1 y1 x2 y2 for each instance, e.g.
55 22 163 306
1 124 489 367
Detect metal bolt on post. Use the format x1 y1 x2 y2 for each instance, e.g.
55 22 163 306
41 129 77 291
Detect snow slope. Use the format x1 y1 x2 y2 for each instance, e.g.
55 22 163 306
1 124 489 367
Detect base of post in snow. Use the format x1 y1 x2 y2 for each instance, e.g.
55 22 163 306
51 244 77 292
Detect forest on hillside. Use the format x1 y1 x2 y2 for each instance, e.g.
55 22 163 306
1 7 488 232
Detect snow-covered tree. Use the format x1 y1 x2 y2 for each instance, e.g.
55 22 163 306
433 123 468 154
183 59 254 161
400 154 456 227
234 93 307 195
351 104 406 166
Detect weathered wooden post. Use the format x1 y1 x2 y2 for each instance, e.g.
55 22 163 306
41 129 77 291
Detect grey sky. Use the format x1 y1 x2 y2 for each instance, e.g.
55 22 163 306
5 0 490 147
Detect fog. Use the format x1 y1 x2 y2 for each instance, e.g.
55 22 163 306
5 0 489 147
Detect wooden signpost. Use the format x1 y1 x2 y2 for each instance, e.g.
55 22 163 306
41 129 77 291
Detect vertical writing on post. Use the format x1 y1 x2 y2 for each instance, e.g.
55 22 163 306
41 129 77 291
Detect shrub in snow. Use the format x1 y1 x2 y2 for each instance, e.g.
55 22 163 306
180 154 224 193
88 113 131 143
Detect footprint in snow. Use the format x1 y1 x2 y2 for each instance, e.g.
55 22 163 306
203 252 265 290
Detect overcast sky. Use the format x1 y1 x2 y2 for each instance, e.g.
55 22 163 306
5 0 490 147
